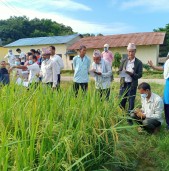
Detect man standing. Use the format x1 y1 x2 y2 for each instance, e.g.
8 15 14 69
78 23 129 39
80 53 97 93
40 48 59 89
73 45 91 96
119 43 143 119
90 50 112 100
16 48 26 65
0 61 10 86
4 49 15 66
131 82 163 134
102 44 114 66
10 55 40 88
49 46 64 88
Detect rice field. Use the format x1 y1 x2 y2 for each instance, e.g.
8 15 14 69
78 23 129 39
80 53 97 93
0 81 168 171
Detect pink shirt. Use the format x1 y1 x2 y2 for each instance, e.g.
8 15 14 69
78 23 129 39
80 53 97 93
102 50 114 66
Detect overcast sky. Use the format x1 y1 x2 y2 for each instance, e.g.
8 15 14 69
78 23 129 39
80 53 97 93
1 0 169 35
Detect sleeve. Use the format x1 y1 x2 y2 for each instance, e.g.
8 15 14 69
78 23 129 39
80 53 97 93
131 60 143 79
52 61 58 87
87 57 91 71
146 99 164 120
4 54 8 59
73 57 76 70
102 61 112 78
58 57 64 70
27 65 35 70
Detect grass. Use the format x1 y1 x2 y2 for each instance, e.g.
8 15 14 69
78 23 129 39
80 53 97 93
0 81 168 171
61 70 164 79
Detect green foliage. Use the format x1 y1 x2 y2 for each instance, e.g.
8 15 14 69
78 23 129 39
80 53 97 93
154 24 169 57
112 52 122 70
0 16 75 45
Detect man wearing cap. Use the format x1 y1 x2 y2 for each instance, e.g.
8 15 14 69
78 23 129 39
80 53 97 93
40 48 59 89
90 50 112 100
102 44 114 66
119 43 143 122
16 48 26 65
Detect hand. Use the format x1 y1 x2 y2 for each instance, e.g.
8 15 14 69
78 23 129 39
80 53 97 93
9 66 15 73
94 71 102 75
148 60 154 67
125 71 133 76
135 110 145 119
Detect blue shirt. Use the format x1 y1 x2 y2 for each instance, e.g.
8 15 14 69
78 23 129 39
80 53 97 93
73 55 91 83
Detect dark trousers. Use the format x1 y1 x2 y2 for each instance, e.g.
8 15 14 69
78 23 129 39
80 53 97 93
57 74 61 89
119 82 137 113
130 113 161 133
164 104 169 126
96 88 110 101
73 82 88 97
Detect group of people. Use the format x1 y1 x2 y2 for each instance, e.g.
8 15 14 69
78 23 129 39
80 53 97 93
0 42 169 134
0 46 64 89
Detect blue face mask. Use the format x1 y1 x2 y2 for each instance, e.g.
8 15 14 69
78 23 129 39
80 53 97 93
15 61 20 66
28 60 33 65
104 47 108 52
141 93 148 98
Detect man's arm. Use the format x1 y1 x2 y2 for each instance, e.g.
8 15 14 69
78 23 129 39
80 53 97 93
52 61 58 88
102 61 112 77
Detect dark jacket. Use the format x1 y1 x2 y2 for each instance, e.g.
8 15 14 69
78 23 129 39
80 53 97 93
119 57 143 88
0 68 10 85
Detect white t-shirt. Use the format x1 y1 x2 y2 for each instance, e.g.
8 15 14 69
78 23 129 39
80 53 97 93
27 63 40 83
19 52 26 62
4 53 15 65
50 54 64 73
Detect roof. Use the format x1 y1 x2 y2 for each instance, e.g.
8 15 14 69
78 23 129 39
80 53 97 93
4 34 81 47
68 32 166 50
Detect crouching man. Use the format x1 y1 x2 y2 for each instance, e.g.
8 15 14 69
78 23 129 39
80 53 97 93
131 82 163 134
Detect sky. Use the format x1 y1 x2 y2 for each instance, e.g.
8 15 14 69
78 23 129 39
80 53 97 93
0 0 169 35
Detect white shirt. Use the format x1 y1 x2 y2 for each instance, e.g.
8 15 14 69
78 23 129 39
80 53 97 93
27 63 40 83
91 59 112 89
125 58 135 82
4 52 15 65
19 52 26 62
50 54 64 73
40 59 59 87
141 92 164 123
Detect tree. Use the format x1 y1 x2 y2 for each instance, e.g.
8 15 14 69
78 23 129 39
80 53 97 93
0 16 75 45
112 52 122 71
154 24 169 57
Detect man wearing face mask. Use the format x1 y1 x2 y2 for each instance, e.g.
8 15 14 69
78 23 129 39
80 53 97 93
131 82 163 134
102 44 114 67
10 55 40 87
4 50 15 66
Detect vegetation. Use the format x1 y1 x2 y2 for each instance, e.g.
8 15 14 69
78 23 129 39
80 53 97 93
0 16 75 45
0 81 168 171
112 52 122 71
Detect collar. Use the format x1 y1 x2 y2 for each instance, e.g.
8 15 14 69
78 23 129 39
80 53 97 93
146 93 154 103
128 57 135 63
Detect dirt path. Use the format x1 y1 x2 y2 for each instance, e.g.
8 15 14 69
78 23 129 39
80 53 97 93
61 76 166 85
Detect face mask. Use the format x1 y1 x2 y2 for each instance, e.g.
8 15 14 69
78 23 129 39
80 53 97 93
28 60 33 65
15 61 20 66
104 47 108 51
141 93 148 98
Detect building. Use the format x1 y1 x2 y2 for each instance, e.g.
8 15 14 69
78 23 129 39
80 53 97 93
68 32 166 68
4 34 82 69
0 38 8 60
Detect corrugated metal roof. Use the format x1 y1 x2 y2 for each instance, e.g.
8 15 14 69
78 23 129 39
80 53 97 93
4 34 80 47
68 32 166 50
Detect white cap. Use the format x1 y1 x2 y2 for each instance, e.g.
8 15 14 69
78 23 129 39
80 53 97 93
127 43 136 50
104 44 109 48
93 49 101 57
